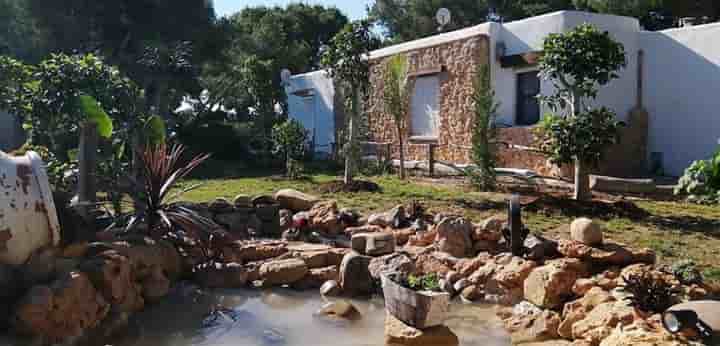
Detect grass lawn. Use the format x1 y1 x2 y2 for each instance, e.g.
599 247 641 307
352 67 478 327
179 168 720 280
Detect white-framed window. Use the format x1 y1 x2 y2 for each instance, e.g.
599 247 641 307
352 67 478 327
410 75 440 139
516 70 541 126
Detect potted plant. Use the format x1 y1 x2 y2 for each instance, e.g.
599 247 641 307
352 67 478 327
381 272 450 329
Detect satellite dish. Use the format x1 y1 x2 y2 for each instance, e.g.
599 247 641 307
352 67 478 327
436 8 452 27
280 69 292 86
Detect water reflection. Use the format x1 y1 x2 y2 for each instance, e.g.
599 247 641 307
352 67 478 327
84 283 510 346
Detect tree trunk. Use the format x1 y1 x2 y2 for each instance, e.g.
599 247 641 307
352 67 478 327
398 125 405 180
344 88 359 185
574 158 591 201
77 122 98 222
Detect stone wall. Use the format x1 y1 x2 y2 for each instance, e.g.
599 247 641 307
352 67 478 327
366 34 490 164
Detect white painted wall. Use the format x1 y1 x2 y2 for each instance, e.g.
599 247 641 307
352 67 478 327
492 11 640 125
641 23 720 176
285 70 336 154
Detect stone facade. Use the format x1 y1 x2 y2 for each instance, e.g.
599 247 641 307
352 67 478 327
365 33 647 179
366 34 490 165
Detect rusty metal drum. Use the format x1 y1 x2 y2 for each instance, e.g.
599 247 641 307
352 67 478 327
0 150 60 265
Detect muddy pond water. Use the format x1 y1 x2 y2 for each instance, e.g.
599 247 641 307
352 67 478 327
0 283 511 346
82 284 511 346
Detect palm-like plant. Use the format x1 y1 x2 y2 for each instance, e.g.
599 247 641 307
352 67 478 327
126 143 215 239
383 54 409 179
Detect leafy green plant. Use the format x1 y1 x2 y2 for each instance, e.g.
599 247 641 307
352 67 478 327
321 20 379 184
536 107 624 169
671 260 704 285
675 149 720 204
382 54 409 180
406 273 441 292
538 23 626 200
622 271 680 313
468 64 499 191
271 119 309 179
125 143 214 238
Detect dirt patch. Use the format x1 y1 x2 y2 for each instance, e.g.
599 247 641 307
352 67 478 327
317 180 381 194
522 194 650 220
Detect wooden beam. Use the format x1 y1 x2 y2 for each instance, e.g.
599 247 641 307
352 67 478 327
500 51 543 68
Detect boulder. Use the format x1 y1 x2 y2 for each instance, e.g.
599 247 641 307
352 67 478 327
339 251 373 296
435 216 474 258
570 218 604 246
79 250 144 312
524 234 559 261
291 266 339 290
308 200 343 235
524 258 589 309
571 301 636 344
369 253 416 280
273 189 320 212
141 266 171 303
408 229 437 247
558 287 615 339
502 301 561 344
318 300 361 320
214 209 251 236
21 247 58 287
259 258 309 286
454 253 493 278
599 322 702 346
483 255 538 305
415 252 456 276
221 241 288 263
14 272 110 342
384 313 459 346
320 280 342 297
393 228 417 246
195 262 249 288
474 216 504 242
558 240 656 267
233 194 253 208
344 225 385 237
351 232 396 256
368 205 406 229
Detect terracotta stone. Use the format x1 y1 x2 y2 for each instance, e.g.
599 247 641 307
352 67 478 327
344 225 385 236
368 253 416 280
339 251 373 296
571 301 636 344
14 272 110 342
524 258 589 309
259 258 309 286
79 250 144 312
351 232 396 256
292 266 339 290
558 287 616 339
408 229 437 247
570 218 604 246
221 241 288 263
435 216 474 258
599 322 702 346
273 189 319 212
384 313 459 346
558 240 656 267
308 200 343 235
415 252 455 276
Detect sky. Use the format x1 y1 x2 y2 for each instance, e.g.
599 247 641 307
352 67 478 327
214 0 375 20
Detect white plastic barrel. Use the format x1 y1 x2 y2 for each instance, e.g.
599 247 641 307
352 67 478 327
0 150 61 265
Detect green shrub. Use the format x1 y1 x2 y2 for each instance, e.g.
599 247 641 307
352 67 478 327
271 119 309 179
675 149 720 204
177 121 253 160
671 260 704 285
468 64 498 191
406 273 441 292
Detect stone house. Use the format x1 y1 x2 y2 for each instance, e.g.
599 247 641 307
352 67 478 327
288 11 720 177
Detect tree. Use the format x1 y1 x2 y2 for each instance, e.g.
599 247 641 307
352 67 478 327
370 0 573 42
469 64 500 191
201 4 348 153
0 0 46 61
321 20 379 184
272 119 309 179
537 24 626 200
382 54 410 180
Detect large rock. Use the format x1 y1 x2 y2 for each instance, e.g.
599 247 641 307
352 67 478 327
344 225 385 237
502 301 561 344
14 272 110 342
291 265 339 290
308 200 343 235
558 287 615 339
599 322 702 346
221 241 288 263
435 216 474 258
369 253 416 280
351 232 396 256
259 258 309 286
339 251 373 296
482 255 538 305
474 215 505 242
195 262 249 288
103 237 183 280
368 205 406 229
21 247 58 287
571 301 636 344
141 265 170 303
79 250 144 312
318 300 361 320
274 189 320 212
570 218 604 246
524 258 589 309
558 240 656 267
384 313 459 346
415 252 457 276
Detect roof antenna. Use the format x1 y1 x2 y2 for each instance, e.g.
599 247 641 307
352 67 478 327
436 8 451 32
